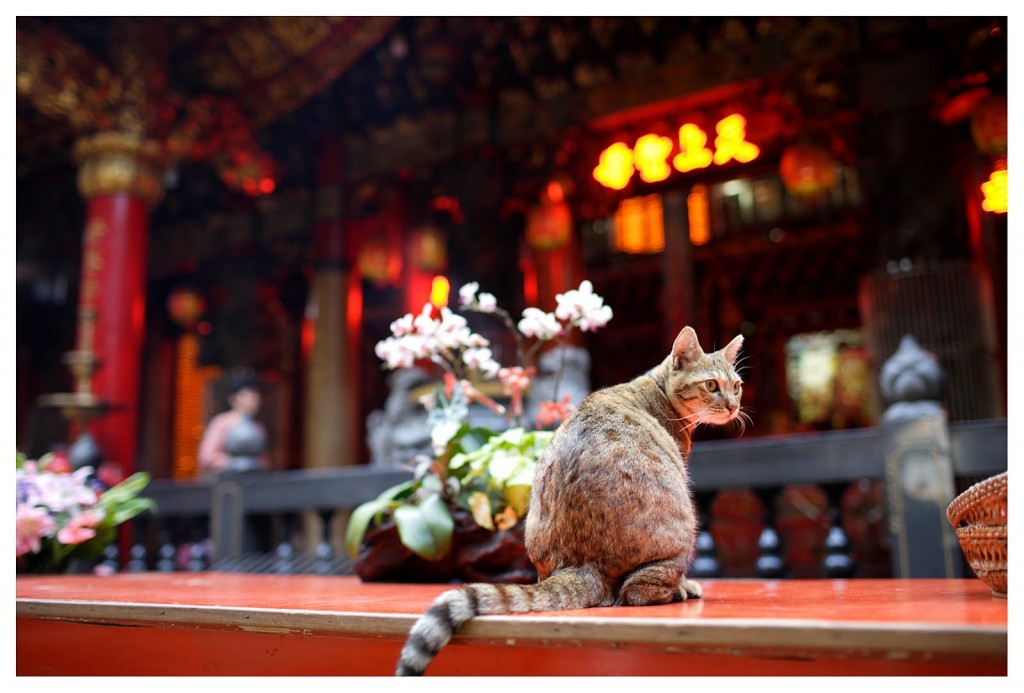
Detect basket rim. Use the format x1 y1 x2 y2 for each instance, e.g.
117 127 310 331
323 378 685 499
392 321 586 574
946 471 1007 527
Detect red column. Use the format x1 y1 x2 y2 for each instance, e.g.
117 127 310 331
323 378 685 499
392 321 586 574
74 133 163 477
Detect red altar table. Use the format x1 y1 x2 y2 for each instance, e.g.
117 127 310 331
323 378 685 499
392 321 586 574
16 573 1007 676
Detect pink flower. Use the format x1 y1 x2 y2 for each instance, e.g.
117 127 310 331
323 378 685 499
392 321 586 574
460 379 506 417
536 395 576 429
498 366 536 419
16 504 56 556
56 509 105 546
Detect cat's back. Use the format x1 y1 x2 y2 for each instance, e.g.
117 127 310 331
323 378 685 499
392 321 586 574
526 368 696 577
540 368 679 467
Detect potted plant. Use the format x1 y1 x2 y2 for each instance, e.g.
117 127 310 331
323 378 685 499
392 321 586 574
345 280 613 583
16 451 157 574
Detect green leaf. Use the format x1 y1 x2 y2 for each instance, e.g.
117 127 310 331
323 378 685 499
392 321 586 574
394 495 453 561
460 427 497 454
488 450 526 485
105 498 157 526
376 480 416 503
498 427 526 447
98 472 152 508
448 452 469 471
344 497 393 558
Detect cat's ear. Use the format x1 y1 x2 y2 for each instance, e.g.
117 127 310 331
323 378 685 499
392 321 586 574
723 334 744 365
671 326 703 367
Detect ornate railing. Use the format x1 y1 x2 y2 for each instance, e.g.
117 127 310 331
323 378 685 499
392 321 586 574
119 417 1006 579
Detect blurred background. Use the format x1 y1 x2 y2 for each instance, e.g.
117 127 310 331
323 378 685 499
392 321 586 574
15 17 1009 576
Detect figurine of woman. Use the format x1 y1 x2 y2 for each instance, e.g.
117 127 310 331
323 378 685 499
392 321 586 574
197 375 269 479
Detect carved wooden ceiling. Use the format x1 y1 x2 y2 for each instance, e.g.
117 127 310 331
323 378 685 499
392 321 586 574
18 17 1007 186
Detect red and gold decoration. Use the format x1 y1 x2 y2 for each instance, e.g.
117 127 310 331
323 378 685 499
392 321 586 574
74 132 164 207
687 184 712 246
172 333 221 479
526 177 575 250
593 113 761 191
613 193 665 255
408 225 448 272
970 95 1008 157
779 142 838 199
357 229 403 287
37 129 162 478
167 286 208 329
526 200 573 250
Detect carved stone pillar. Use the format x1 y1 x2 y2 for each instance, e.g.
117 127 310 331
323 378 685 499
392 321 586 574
73 131 164 477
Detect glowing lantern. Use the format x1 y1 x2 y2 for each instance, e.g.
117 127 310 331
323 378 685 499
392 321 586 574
526 201 573 250
613 194 664 254
779 143 837 199
429 275 450 308
167 287 206 328
357 233 402 286
981 160 1007 214
687 184 711 246
409 225 447 271
970 95 1007 157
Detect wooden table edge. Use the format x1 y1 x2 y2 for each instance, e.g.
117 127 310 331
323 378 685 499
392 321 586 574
17 598 1007 657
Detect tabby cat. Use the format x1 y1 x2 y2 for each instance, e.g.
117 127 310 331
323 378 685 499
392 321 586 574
395 326 745 675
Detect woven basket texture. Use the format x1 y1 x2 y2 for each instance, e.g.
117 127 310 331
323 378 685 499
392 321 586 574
947 472 1007 595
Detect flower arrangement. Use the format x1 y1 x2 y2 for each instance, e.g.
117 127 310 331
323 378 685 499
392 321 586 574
346 280 613 576
16 451 156 574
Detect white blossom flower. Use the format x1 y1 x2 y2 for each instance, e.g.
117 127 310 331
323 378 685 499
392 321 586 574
413 303 441 337
555 280 613 332
578 303 613 332
435 308 474 351
375 335 419 370
518 307 562 340
477 292 498 313
463 347 501 378
389 313 415 337
458 282 480 306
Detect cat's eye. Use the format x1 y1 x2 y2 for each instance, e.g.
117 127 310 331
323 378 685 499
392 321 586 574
705 380 719 392
733 382 741 394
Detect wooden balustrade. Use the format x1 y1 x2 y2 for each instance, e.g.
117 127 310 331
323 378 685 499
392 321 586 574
116 419 1005 580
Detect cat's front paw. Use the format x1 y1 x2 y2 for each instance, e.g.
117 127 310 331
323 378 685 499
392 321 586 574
680 577 703 600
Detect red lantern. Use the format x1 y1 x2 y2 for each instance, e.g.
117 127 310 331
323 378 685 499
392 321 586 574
970 95 1007 157
408 225 448 272
780 143 837 199
357 232 402 286
526 201 572 250
167 287 206 328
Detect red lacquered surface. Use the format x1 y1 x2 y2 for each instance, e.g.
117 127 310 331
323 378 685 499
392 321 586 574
17 573 1007 676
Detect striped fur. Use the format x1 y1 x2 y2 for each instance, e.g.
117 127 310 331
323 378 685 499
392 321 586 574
395 326 744 676
396 568 603 675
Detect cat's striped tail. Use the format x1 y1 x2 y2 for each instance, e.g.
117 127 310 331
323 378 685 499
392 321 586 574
395 566 605 676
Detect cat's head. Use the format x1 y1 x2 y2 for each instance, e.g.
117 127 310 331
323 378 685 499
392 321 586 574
664 326 745 428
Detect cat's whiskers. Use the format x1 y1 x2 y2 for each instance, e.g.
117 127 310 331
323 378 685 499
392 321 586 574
672 408 713 433
731 408 754 436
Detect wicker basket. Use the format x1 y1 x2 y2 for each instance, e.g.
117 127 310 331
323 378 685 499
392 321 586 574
947 472 1007 596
